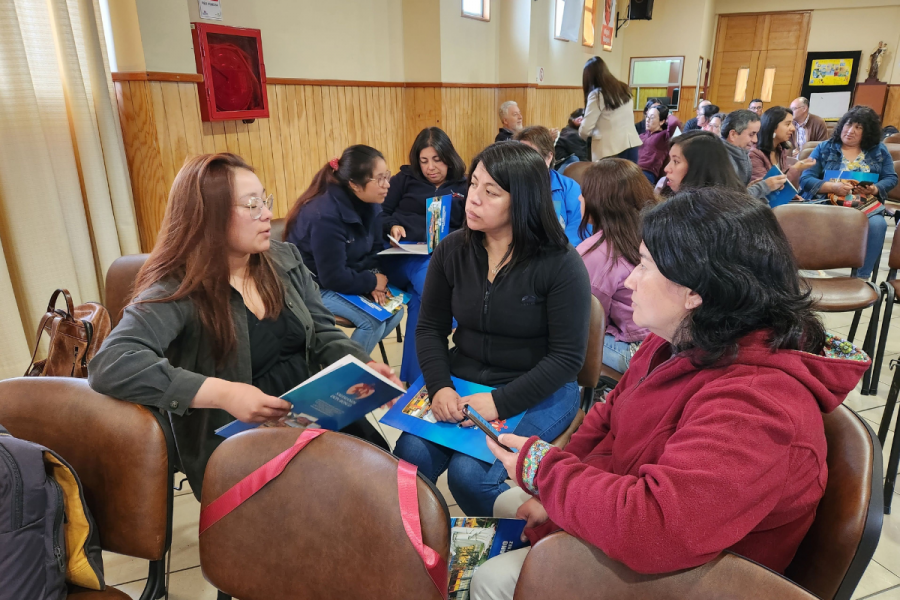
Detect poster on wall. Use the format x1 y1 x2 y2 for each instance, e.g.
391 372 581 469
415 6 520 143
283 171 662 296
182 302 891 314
800 51 861 101
199 0 223 21
600 0 616 51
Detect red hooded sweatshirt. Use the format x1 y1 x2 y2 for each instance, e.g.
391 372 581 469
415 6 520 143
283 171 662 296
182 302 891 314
515 331 870 575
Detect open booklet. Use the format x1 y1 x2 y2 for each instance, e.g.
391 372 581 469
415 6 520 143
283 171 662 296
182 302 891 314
378 194 452 256
380 376 525 463
215 355 404 438
337 284 409 322
448 517 527 599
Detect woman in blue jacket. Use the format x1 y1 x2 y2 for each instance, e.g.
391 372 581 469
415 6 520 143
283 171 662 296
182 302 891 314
285 145 404 354
380 128 468 384
514 126 585 246
800 106 898 279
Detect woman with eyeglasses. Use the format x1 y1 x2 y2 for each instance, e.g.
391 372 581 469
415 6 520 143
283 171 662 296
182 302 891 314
88 153 397 499
285 145 404 355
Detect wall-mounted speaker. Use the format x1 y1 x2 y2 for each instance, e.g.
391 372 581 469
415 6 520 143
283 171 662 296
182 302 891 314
628 0 654 20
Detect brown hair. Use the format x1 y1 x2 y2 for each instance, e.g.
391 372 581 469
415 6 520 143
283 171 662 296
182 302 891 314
582 57 632 111
579 158 657 267
513 126 556 161
284 145 384 240
131 153 284 366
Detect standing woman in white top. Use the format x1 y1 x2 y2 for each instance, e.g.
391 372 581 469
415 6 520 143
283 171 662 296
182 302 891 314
579 57 643 163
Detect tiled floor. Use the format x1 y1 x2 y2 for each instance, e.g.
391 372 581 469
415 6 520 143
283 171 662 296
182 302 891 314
106 228 900 598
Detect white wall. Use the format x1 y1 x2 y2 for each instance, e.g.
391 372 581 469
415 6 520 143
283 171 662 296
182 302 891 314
439 0 499 84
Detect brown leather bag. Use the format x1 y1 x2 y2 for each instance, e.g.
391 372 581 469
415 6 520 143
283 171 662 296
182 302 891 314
25 289 111 378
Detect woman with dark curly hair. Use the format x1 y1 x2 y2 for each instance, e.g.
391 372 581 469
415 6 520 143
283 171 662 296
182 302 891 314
800 105 898 278
470 187 871 600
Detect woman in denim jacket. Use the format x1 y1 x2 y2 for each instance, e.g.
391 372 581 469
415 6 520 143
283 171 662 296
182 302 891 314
800 106 898 279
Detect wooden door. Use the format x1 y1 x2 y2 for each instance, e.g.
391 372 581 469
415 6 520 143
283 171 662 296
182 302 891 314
711 12 810 112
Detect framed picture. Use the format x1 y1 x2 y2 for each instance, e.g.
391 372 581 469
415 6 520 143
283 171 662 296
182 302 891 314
190 23 269 121
800 51 861 100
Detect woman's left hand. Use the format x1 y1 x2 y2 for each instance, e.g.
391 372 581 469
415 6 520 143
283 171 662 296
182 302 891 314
790 157 816 173
367 361 404 407
487 434 531 480
457 392 499 426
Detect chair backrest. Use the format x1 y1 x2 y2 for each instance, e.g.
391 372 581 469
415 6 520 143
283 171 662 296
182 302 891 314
105 253 150 326
886 143 900 162
785 405 883 600
199 429 451 600
578 295 606 388
773 204 867 271
802 140 824 152
890 161 900 203
0 377 173 560
798 147 815 161
515 535 818 600
271 217 286 242
563 161 591 187
885 133 900 144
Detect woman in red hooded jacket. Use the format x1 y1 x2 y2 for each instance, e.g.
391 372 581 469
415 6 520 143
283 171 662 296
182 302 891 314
470 186 871 600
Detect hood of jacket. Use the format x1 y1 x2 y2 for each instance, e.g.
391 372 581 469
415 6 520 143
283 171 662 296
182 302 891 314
722 139 753 182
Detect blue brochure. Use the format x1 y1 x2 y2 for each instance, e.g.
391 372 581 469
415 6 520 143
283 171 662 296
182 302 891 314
336 284 409 323
764 165 798 208
448 517 527 598
215 355 404 438
427 195 451 253
824 170 879 183
380 376 525 463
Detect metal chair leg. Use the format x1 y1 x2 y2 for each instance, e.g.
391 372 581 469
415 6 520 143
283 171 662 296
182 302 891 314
216 592 232 600
580 386 595 413
849 310 862 343
859 291 882 395
138 559 167 600
884 400 900 514
378 340 389 364
396 324 403 343
880 364 900 446
866 283 894 396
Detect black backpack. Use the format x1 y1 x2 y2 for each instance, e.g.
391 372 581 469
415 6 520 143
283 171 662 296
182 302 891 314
0 424 105 599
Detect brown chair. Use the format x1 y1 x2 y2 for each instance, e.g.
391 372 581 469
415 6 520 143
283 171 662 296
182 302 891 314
886 143 900 162
516 541 818 600
563 161 592 186
798 140 824 161
773 204 881 392
514 405 883 600
199 429 450 600
270 217 286 242
885 133 900 145
889 161 900 204
0 377 175 600
105 253 150 326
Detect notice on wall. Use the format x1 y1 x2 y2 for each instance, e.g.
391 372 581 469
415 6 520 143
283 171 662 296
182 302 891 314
601 0 616 52
199 0 223 21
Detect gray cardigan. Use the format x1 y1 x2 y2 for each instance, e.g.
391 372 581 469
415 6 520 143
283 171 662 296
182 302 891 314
87 240 371 497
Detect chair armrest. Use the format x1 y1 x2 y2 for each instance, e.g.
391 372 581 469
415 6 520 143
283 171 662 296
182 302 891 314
514 531 818 600
0 377 173 560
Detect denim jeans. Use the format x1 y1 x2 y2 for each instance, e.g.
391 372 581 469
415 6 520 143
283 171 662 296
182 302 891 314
392 381 580 516
380 254 431 383
602 333 638 373
860 211 887 279
319 289 405 355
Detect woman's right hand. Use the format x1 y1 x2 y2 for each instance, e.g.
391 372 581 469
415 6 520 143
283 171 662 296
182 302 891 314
765 174 787 192
390 225 406 242
193 379 291 422
431 387 464 423
372 273 390 305
826 181 854 196
516 497 550 540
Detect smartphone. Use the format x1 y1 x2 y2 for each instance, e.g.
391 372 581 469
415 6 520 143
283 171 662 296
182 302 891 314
462 404 513 452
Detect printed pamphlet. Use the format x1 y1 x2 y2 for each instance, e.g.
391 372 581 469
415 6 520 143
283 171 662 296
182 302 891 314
427 195 451 253
215 355 404 438
380 376 525 463
336 284 409 322
448 517 527 600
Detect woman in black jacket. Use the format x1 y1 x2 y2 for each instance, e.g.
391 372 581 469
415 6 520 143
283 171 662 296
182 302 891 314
393 142 591 516
380 127 468 384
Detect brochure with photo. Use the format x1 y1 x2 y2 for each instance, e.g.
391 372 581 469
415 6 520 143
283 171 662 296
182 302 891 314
336 284 409 322
448 517 527 599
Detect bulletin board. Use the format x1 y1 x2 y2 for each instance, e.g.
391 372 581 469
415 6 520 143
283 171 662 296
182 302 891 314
800 51 861 100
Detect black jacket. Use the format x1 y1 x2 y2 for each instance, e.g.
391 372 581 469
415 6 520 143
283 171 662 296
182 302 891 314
555 125 590 162
286 184 381 295
683 117 701 132
495 128 514 142
381 165 467 242
416 230 591 419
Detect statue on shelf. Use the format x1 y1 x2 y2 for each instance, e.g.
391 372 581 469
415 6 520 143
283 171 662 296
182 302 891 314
866 42 887 82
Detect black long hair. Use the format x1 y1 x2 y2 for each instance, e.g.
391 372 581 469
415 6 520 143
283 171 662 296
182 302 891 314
757 106 793 156
285 145 383 239
642 187 825 368
669 131 745 193
409 127 467 182
464 143 568 271
582 57 632 110
830 105 883 151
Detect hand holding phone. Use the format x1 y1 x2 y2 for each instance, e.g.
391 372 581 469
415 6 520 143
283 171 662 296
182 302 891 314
462 404 512 452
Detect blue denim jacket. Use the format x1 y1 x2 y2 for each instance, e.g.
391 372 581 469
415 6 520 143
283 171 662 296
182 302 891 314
799 140 898 200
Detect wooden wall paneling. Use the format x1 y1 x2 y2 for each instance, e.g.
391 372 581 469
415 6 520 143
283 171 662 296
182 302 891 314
884 86 900 128
677 86 696 122
160 83 188 175
245 120 264 190
200 121 216 155
116 81 168 251
288 85 308 199
274 86 296 203
309 86 327 174
262 90 288 216
338 87 352 151
255 114 281 217
178 83 204 161
211 120 227 153
148 81 176 190
789 13 811 104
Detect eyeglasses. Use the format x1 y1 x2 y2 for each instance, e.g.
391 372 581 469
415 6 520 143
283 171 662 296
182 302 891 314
235 193 274 220
368 172 391 187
